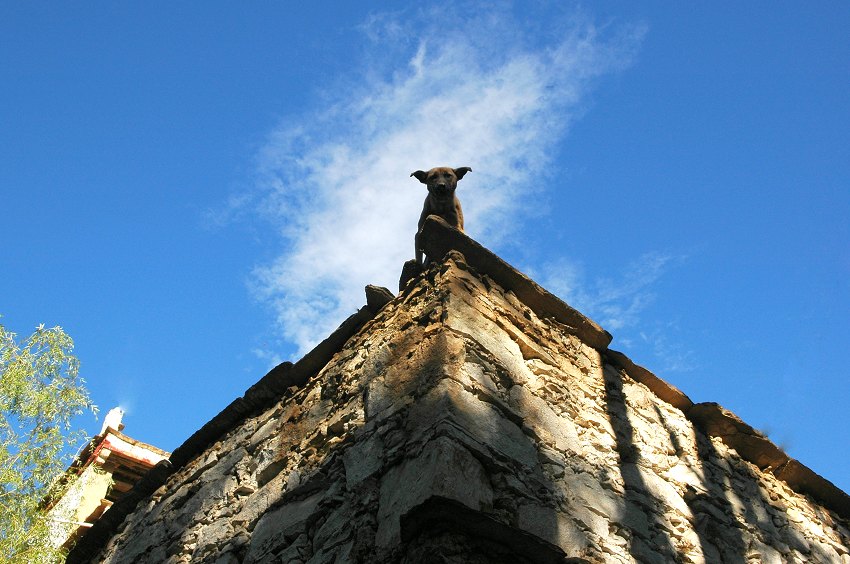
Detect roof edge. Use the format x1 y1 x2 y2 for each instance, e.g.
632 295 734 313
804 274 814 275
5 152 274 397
419 215 612 351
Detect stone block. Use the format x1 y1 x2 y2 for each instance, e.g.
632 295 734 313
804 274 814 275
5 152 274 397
688 402 788 471
213 553 240 564
619 463 691 517
400 496 574 563
747 538 784 564
365 284 395 313
516 503 590 554
559 468 624 528
342 433 384 488
312 503 356 553
376 436 493 547
444 291 537 386
773 458 850 519
244 492 323 563
508 384 581 455
407 379 539 468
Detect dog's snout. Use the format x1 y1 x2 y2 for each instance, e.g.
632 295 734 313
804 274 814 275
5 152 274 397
434 182 450 193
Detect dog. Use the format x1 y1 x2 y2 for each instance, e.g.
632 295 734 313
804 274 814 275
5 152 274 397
410 166 472 265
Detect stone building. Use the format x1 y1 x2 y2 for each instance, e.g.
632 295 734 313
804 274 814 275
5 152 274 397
46 407 170 552
67 217 850 563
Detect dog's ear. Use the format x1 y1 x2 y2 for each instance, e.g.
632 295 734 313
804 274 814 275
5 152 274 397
411 170 428 184
453 167 472 180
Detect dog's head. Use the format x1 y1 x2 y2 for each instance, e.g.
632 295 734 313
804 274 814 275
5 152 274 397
411 166 471 203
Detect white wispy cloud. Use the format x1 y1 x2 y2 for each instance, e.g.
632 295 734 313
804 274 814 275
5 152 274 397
540 252 695 372
638 326 696 372
540 252 674 331
249 4 645 354
251 347 283 371
201 193 254 230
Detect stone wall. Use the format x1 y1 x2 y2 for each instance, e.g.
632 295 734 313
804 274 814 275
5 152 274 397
70 240 850 562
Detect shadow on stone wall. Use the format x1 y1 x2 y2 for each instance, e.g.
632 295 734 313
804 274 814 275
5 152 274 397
603 367 681 562
687 418 822 562
693 431 749 562
671 412 748 563
602 364 843 563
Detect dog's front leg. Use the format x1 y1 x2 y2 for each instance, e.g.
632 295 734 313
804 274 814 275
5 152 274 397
415 205 430 266
415 229 424 266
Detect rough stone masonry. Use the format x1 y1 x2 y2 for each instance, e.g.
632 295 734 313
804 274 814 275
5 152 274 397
69 217 850 563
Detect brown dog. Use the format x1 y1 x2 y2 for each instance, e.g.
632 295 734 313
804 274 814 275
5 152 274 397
411 166 472 265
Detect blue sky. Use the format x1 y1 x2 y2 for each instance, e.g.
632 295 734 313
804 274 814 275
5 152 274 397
2 3 848 493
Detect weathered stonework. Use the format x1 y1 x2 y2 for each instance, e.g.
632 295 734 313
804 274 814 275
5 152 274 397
68 219 850 563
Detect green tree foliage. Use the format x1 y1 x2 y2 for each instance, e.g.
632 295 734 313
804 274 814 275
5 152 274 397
0 319 97 563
